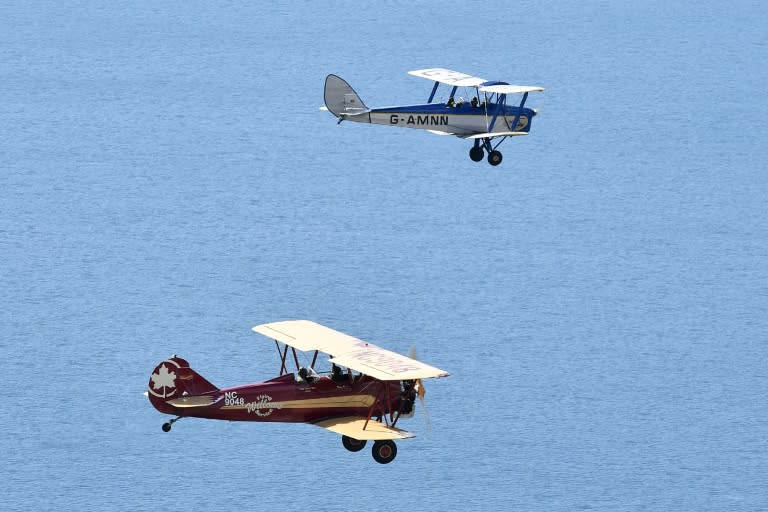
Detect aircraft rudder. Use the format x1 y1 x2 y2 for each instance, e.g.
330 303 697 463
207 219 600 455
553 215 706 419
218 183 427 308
324 74 369 118
147 356 218 411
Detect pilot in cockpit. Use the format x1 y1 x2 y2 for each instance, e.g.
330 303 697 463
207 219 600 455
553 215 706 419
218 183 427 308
331 363 350 383
297 366 319 384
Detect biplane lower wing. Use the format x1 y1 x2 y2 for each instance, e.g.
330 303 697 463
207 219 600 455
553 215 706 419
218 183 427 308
314 416 415 441
462 131 529 140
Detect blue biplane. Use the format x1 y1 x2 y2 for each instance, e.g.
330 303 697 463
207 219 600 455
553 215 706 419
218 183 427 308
323 68 544 166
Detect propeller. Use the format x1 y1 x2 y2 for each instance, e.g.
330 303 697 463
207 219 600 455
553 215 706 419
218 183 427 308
408 346 431 429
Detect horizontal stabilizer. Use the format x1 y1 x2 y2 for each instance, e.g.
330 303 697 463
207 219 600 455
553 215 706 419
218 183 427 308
339 110 371 118
462 131 529 140
314 416 415 441
166 394 218 408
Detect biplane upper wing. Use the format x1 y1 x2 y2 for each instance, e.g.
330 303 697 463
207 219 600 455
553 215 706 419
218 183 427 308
408 68 487 87
479 84 545 94
313 416 415 440
253 319 358 352
408 71 544 93
252 320 449 381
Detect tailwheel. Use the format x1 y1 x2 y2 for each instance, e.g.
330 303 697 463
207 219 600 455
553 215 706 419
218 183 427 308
162 416 182 432
469 146 484 162
487 150 503 166
371 440 397 464
342 435 367 452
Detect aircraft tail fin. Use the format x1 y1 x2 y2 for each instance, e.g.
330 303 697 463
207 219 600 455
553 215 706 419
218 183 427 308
324 74 370 118
146 356 218 412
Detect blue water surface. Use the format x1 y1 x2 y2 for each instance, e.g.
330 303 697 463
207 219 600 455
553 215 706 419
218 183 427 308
1 1 767 510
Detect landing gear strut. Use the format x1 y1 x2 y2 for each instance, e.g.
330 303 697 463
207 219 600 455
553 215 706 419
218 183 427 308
161 416 182 432
371 440 398 464
469 138 504 166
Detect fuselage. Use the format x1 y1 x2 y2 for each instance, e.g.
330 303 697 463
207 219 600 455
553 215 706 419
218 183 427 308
152 373 404 423
355 102 536 137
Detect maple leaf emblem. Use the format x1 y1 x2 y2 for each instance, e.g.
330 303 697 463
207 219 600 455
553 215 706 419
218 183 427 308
151 364 176 391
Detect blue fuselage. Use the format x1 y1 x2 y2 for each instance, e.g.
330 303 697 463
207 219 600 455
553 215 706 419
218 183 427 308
361 102 536 136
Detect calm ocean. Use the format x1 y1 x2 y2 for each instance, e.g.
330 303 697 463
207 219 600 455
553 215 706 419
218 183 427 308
1 1 766 510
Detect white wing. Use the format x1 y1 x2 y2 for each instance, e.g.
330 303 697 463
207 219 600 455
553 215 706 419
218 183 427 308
462 131 529 140
479 84 545 94
252 320 449 381
408 68 487 87
314 416 415 440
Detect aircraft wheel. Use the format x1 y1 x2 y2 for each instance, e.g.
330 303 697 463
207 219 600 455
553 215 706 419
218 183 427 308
371 440 397 464
469 146 484 162
488 150 503 166
342 435 367 452
162 422 172 432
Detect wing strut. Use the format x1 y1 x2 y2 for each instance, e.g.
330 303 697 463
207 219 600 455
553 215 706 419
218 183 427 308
310 349 319 368
487 93 507 132
363 380 397 432
275 341 289 375
506 91 530 133
427 81 439 103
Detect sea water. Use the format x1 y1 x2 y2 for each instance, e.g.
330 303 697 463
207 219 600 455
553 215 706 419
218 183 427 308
1 1 767 510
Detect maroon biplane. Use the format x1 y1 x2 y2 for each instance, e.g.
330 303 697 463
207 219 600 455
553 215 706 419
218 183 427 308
147 320 449 463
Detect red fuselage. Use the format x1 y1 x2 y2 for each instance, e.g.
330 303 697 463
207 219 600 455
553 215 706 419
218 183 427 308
148 357 404 424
